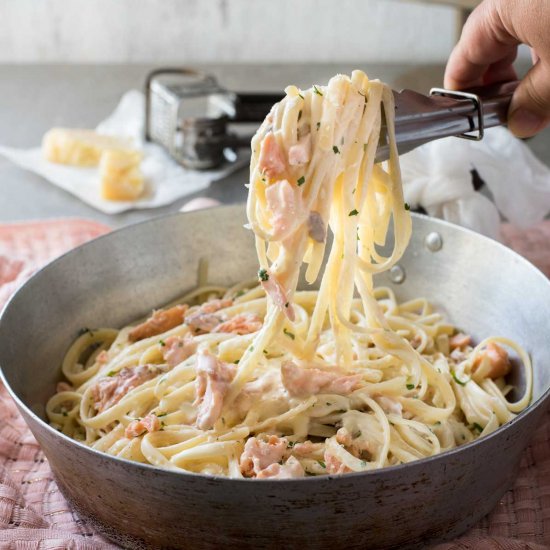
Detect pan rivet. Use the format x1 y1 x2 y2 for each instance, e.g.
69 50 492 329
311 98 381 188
389 265 406 284
425 232 443 252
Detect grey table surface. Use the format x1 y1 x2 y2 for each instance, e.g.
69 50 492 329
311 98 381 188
0 63 548 228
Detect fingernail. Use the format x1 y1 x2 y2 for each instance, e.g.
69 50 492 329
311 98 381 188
508 108 545 138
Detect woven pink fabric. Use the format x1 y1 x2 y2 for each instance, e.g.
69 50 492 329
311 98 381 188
0 218 549 549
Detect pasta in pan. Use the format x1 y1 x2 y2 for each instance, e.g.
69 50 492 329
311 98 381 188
47 71 532 478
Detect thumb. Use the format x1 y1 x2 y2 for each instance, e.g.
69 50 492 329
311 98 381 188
508 60 550 138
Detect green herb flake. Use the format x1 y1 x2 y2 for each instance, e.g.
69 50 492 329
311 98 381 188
313 85 323 96
451 370 469 386
263 349 268 355
404 202 411 211
287 441 296 448
472 422 483 433
157 412 168 418
353 430 362 439
159 339 166 347
406 383 415 390
326 402 332 406
298 110 303 121
333 145 340 154
299 93 304 100
363 143 367 152
107 371 116 377
235 289 246 298
297 176 305 186
233 359 240 364
77 327 91 336
62 411 68 417
316 122 321 130
250 346 254 352
349 209 359 217
283 328 295 340
318 460 326 469
258 268 269 282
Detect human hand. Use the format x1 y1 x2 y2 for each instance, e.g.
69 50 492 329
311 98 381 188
444 0 550 138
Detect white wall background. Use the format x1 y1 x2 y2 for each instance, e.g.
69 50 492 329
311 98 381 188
0 0 459 64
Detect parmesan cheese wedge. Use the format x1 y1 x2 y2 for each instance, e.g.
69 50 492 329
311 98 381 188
99 149 144 201
43 128 134 167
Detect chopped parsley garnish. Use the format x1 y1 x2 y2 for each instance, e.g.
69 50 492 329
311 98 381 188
363 143 367 152
250 346 254 352
313 85 323 96
404 202 411 211
333 145 340 154
451 370 469 386
318 460 326 469
349 209 359 216
159 339 166 347
283 328 295 340
235 289 246 298
263 349 268 355
298 110 303 121
62 411 68 417
258 268 269 281
107 371 116 377
297 176 305 186
299 93 304 100
326 402 332 406
352 430 362 439
233 359 239 364
156 412 168 417
406 383 415 390
287 441 296 448
316 122 321 130
472 422 483 433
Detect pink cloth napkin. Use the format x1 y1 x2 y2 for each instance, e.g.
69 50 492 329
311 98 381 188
0 218 549 549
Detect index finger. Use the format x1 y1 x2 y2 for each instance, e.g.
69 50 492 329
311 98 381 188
444 1 520 89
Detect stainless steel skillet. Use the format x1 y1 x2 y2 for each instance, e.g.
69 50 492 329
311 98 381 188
1 205 549 549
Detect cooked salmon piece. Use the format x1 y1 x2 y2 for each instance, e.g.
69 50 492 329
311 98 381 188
265 179 303 239
240 435 288 477
324 450 352 475
260 269 295 321
128 305 188 342
256 456 305 479
258 132 287 179
125 413 161 438
281 361 362 397
213 313 263 335
288 134 311 166
472 342 511 379
449 333 471 350
92 365 160 413
194 351 236 430
185 299 233 334
162 334 196 368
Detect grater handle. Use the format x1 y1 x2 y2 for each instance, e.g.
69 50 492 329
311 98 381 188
230 93 285 122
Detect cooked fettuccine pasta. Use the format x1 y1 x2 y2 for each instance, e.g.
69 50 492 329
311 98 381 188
47 71 532 479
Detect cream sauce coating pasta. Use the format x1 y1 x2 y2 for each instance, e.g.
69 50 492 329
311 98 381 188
47 72 532 478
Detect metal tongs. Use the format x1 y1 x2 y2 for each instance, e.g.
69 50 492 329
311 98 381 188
376 80 519 163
